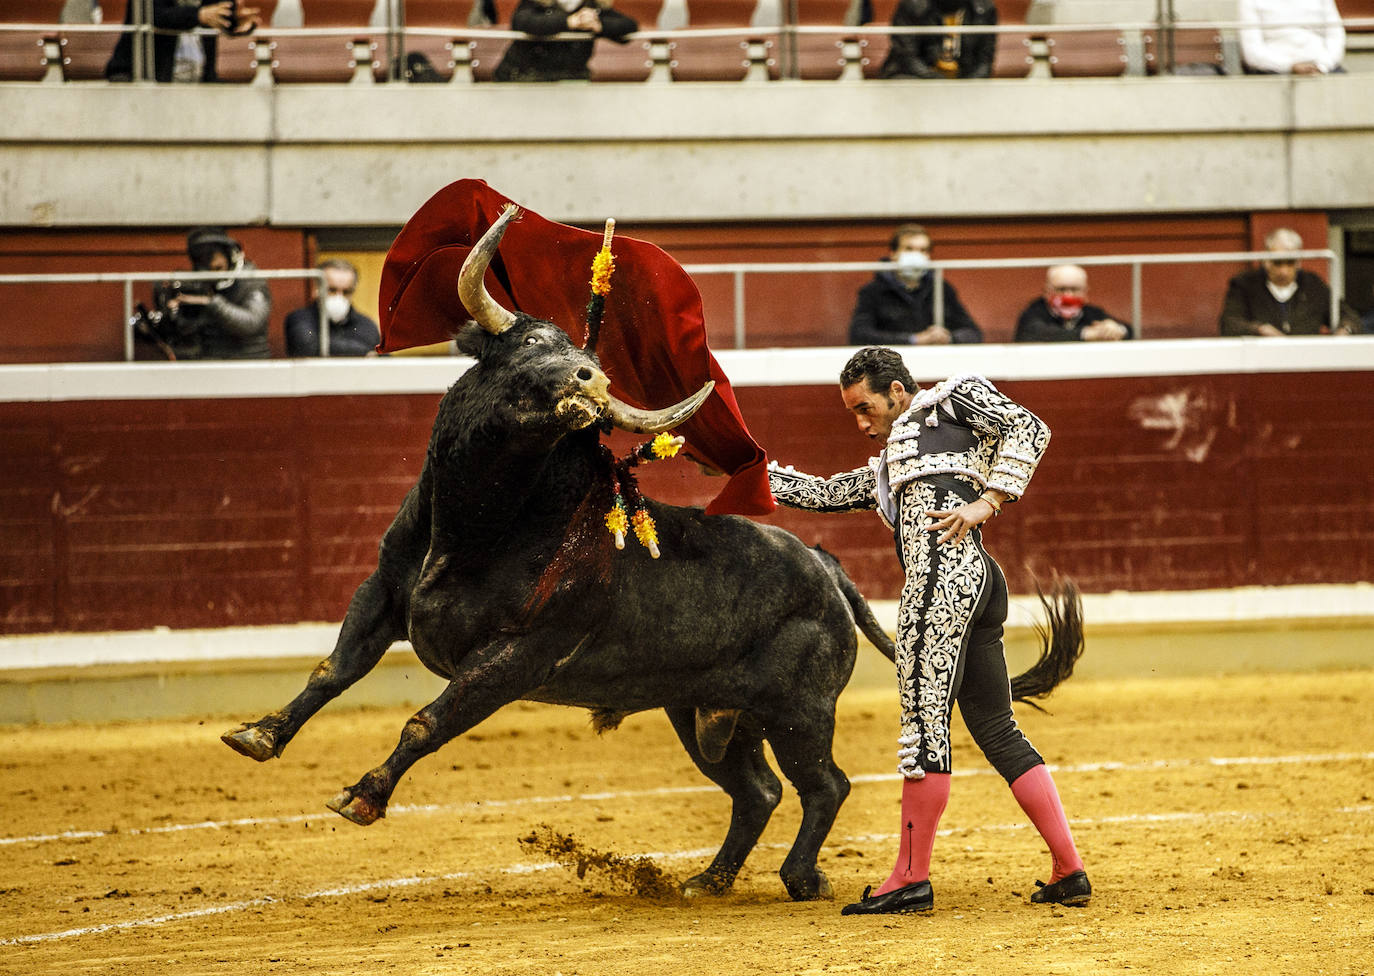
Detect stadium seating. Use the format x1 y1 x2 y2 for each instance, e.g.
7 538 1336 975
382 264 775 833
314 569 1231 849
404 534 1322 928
0 31 53 82
0 0 62 82
1045 29 1128 78
588 0 662 82
1143 26 1227 76
215 32 263 83
668 0 773 82
991 30 1032 77
772 0 857 82
269 0 380 84
398 0 480 82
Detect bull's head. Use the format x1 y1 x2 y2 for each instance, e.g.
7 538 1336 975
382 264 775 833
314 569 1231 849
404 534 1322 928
457 205 714 435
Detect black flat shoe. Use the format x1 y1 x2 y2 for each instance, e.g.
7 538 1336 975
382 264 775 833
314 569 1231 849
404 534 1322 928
1030 870 1092 906
840 880 934 915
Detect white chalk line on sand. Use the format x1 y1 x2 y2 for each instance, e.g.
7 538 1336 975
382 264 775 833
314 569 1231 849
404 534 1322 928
4 750 1371 850
5 803 1372 948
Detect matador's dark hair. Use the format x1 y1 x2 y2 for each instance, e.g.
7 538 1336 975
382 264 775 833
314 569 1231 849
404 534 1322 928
840 346 916 396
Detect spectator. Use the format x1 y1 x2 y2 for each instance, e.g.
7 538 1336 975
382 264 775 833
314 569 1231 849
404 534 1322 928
155 227 271 359
1219 227 1359 336
285 259 381 357
1362 284 1374 336
881 0 997 79
1015 265 1132 342
1238 0 1345 75
493 0 639 82
106 0 259 82
848 224 983 346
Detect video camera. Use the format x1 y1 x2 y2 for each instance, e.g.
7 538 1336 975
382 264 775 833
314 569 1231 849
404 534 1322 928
129 281 210 359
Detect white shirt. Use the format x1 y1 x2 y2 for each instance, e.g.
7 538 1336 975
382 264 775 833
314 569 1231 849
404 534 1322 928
1266 279 1299 303
1238 0 1345 74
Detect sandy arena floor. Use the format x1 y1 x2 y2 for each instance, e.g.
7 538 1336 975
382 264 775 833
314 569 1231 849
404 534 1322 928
2 667 1372 976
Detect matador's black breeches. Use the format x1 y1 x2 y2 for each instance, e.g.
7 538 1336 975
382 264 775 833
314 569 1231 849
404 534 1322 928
894 476 1043 783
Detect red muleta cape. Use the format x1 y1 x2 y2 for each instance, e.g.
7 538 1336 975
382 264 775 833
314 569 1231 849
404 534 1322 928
377 179 774 516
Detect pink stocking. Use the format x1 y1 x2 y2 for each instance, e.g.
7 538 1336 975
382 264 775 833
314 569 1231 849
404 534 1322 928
1010 764 1084 882
875 773 950 895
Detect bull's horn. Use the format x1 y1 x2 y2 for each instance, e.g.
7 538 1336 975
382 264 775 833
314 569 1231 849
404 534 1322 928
458 204 520 335
604 381 715 434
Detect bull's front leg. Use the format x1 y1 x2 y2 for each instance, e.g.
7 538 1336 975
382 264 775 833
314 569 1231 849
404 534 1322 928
222 571 403 762
326 636 547 826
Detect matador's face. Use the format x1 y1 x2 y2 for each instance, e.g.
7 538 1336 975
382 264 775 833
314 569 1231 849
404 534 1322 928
841 379 912 443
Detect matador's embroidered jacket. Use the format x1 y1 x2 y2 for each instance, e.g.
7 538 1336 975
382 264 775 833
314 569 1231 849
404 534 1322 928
768 374 1051 777
767 374 1050 524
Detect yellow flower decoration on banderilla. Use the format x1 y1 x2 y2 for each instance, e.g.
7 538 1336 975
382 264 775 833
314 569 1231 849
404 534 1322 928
605 494 630 550
631 509 659 559
602 432 686 559
590 220 616 296
584 218 616 349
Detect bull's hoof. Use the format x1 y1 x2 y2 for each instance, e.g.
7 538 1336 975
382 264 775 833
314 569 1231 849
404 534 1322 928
680 871 733 899
326 789 385 826
783 870 835 902
220 724 279 762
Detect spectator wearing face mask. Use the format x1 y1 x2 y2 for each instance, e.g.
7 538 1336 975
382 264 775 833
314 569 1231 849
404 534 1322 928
285 259 381 357
880 0 998 80
847 223 984 346
1014 265 1133 342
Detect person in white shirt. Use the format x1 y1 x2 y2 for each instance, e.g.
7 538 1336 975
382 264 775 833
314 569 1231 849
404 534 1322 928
1218 227 1361 336
1238 0 1346 74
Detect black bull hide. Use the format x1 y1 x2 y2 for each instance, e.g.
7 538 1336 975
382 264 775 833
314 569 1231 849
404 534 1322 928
222 313 1081 902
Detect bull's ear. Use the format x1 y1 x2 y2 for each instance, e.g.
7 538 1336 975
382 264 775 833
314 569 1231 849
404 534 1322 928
454 321 489 359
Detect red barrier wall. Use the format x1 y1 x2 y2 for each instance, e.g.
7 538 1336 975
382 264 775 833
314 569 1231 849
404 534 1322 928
3 370 1370 635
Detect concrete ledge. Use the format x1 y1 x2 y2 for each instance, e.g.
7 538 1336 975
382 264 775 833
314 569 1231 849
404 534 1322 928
3 73 1373 225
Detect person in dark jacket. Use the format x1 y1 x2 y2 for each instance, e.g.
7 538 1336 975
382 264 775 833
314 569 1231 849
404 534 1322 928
105 0 258 83
285 259 381 357
161 227 271 359
881 0 997 79
848 224 983 346
1219 227 1360 336
1015 265 1132 342
493 0 638 82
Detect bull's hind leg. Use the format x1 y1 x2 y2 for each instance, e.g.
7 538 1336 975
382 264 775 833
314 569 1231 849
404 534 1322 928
765 707 850 902
221 572 404 762
665 706 782 898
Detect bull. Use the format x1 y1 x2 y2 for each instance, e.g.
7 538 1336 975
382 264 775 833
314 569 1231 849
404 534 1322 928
222 206 1081 901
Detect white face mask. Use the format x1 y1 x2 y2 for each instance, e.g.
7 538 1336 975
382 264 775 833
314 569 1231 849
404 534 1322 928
324 293 351 324
895 249 930 284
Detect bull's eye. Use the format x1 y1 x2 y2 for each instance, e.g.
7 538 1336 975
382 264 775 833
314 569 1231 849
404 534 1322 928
523 334 540 346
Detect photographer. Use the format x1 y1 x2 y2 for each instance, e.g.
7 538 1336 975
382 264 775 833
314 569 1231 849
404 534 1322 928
105 0 259 83
141 227 271 360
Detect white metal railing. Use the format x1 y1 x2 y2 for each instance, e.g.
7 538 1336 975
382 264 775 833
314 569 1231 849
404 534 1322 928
680 249 1342 347
9 8 1371 83
0 249 1345 359
0 268 327 361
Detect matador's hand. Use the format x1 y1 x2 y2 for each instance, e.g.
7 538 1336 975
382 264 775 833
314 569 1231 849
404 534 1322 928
925 498 997 545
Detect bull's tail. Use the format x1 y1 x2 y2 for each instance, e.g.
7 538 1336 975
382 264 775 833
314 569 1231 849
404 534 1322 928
810 545 897 662
1010 576 1085 709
